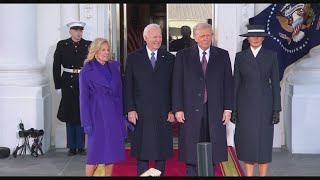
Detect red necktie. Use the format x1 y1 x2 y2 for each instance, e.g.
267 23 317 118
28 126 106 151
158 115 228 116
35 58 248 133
202 51 207 103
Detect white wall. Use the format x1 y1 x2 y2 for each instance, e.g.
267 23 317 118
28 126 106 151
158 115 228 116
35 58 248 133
37 4 61 147
255 4 271 15
0 4 51 153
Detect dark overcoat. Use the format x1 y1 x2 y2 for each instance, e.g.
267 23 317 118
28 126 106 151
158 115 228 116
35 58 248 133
172 45 233 165
169 36 196 52
53 38 91 123
233 47 281 163
123 47 175 160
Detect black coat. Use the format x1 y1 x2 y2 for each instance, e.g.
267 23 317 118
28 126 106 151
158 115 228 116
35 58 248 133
172 45 233 165
233 47 281 163
53 38 92 123
123 47 175 160
169 36 196 52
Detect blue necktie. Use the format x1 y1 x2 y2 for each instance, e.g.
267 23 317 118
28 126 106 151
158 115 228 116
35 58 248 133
150 52 156 68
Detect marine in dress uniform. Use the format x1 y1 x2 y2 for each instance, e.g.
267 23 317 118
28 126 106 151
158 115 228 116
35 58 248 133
53 21 92 156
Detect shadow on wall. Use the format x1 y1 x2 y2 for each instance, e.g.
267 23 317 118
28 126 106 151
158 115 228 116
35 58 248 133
45 44 60 148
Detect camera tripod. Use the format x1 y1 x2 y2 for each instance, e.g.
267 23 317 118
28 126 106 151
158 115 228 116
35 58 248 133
31 136 44 157
12 136 32 158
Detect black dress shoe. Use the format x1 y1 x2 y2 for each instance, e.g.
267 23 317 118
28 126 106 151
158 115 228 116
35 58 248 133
77 148 87 155
68 149 77 156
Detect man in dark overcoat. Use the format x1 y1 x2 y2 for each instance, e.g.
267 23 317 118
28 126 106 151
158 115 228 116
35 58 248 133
169 25 196 52
123 23 175 176
231 25 281 176
53 21 92 156
172 22 233 176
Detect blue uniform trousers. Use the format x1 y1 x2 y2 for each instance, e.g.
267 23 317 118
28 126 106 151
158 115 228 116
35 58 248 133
66 122 85 149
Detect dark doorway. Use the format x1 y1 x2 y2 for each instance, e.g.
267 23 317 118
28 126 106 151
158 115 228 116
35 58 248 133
119 3 167 76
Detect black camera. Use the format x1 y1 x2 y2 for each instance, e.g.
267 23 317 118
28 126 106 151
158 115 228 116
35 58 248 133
30 129 44 138
18 122 44 138
18 122 33 138
18 129 32 138
13 121 45 158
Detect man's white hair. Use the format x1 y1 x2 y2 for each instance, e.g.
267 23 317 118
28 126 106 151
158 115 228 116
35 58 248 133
143 24 161 38
193 22 213 38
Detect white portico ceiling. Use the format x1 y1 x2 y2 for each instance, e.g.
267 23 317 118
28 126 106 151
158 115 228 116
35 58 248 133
167 4 213 20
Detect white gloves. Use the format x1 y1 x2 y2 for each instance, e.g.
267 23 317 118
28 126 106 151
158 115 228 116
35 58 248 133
56 89 61 95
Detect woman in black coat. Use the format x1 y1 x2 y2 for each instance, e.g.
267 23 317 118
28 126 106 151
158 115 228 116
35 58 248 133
232 25 281 176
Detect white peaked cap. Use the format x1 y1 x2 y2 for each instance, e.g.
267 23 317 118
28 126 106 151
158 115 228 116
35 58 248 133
66 21 86 28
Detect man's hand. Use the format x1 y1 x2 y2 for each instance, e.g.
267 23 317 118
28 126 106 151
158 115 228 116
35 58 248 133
231 111 238 124
272 111 280 124
128 111 138 125
175 111 185 123
167 112 175 123
222 110 231 125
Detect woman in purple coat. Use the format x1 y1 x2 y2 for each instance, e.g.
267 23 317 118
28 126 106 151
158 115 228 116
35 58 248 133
79 38 127 176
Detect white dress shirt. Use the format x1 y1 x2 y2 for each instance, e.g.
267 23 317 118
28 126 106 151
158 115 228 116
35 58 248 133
250 45 262 58
198 46 210 63
146 46 158 60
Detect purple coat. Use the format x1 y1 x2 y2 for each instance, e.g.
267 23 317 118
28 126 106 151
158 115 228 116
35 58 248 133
79 60 127 164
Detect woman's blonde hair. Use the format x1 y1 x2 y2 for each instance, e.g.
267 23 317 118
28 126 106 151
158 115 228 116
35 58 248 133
84 38 111 64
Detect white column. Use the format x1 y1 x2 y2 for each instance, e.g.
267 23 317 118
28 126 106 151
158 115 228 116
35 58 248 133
283 45 320 154
79 4 110 42
60 4 80 39
0 4 51 153
53 4 80 149
215 4 254 147
80 4 96 41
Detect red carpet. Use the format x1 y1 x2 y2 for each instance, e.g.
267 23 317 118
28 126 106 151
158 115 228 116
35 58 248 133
96 146 244 176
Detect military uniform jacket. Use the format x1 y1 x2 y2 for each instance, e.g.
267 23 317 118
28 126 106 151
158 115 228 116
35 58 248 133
53 38 91 123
